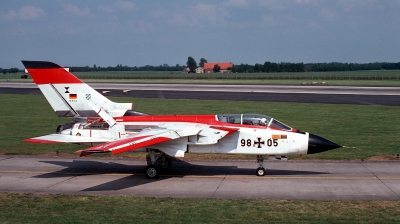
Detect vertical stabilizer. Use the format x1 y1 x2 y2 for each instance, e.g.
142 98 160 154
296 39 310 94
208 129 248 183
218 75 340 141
22 61 133 118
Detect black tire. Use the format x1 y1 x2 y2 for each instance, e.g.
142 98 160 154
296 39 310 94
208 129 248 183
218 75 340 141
145 165 159 179
157 157 172 170
256 167 265 176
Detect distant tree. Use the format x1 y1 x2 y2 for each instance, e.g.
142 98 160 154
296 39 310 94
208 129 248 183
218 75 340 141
199 58 207 67
9 68 19 73
270 62 278 72
213 64 221 73
263 62 272 73
254 63 263 72
186 56 197 73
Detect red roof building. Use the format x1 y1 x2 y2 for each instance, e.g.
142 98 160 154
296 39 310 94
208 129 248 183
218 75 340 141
203 62 233 73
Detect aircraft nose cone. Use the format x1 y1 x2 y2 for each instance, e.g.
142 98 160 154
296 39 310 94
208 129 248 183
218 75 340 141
307 133 342 154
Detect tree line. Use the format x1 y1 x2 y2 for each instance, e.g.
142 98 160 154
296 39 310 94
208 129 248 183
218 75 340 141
230 62 400 73
231 62 305 73
306 62 400 72
1 68 20 74
68 64 186 72
186 57 400 73
2 60 400 74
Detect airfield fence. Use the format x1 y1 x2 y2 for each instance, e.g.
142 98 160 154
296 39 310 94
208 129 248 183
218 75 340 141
3 70 400 80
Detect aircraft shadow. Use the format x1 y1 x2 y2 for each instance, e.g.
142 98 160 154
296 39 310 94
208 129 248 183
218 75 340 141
34 159 328 192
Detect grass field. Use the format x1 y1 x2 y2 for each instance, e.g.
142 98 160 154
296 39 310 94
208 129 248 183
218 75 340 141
3 70 400 86
71 70 400 81
0 193 399 223
0 94 399 160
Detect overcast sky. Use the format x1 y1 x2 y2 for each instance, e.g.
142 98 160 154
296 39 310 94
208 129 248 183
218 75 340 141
1 0 400 68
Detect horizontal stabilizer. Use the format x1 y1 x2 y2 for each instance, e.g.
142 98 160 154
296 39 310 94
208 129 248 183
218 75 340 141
23 134 107 144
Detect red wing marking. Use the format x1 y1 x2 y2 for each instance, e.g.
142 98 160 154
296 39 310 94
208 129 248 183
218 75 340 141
77 134 173 157
23 138 60 144
111 136 171 155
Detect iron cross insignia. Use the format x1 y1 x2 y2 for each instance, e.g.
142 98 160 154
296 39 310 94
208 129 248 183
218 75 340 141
253 138 265 148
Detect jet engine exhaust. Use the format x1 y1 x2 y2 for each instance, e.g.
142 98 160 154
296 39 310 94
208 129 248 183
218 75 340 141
307 133 342 154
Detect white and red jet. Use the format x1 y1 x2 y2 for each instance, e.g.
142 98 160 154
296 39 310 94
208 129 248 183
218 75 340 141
22 61 341 178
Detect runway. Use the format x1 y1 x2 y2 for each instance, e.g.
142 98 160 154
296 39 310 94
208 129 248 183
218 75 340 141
1 156 399 200
1 82 399 105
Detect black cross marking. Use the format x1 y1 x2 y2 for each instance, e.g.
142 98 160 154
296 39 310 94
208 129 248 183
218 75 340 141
65 87 70 93
253 138 265 148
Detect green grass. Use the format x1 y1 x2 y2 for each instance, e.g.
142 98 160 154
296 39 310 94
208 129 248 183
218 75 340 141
73 70 400 81
0 193 399 223
3 70 400 86
0 94 399 160
89 78 399 86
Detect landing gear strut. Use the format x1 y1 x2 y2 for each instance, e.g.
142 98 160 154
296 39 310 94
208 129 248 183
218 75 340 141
157 156 172 170
256 155 265 176
145 149 172 179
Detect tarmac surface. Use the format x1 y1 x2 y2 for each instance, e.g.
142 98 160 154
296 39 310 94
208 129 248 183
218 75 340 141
1 82 399 105
0 156 399 200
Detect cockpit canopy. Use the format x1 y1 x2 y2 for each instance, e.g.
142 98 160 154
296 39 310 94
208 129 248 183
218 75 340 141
217 114 292 131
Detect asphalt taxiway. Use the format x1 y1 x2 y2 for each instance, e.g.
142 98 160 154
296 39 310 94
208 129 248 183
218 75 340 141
1 82 399 105
0 156 399 200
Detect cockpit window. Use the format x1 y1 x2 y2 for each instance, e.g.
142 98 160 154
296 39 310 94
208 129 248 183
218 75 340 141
217 114 241 124
217 114 273 125
217 113 292 130
242 114 272 126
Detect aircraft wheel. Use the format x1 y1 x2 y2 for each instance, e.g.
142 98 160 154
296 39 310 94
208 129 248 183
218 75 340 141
157 157 172 170
145 165 159 179
256 167 265 176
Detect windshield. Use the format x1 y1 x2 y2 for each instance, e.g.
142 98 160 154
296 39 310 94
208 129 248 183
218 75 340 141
269 119 291 130
217 113 292 130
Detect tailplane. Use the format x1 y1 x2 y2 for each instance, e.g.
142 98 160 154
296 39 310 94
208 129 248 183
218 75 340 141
22 61 134 120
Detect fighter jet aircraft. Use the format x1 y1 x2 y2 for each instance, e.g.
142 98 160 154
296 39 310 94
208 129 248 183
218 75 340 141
21 61 342 178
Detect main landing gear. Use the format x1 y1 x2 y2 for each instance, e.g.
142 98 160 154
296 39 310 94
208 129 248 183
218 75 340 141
256 155 266 176
145 149 172 179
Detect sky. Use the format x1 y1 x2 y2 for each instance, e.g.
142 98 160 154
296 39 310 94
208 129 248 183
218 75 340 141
1 0 400 68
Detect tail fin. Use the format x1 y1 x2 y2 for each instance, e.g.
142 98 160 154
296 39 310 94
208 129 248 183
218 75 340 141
22 61 133 120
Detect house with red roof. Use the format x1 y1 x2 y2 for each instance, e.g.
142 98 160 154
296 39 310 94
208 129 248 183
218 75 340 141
203 62 233 73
